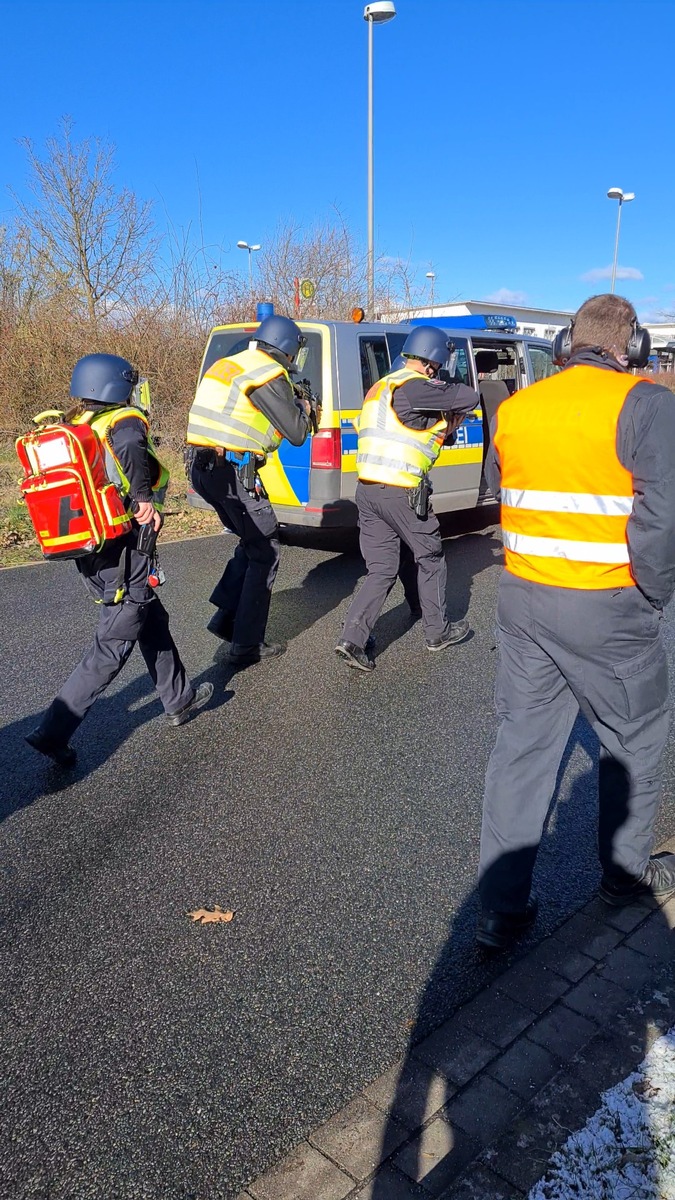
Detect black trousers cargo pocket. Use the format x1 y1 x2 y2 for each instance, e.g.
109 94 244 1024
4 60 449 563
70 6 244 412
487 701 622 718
613 639 669 721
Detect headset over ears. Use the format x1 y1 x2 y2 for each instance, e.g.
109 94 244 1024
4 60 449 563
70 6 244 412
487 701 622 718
552 317 651 369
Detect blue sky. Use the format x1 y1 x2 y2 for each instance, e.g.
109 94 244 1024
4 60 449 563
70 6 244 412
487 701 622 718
1 0 673 321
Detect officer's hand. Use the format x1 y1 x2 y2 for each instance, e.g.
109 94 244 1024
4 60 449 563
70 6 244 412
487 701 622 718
135 500 161 531
448 412 466 433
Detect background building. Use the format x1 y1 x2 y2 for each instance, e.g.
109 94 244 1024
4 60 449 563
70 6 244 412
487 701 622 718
390 300 675 368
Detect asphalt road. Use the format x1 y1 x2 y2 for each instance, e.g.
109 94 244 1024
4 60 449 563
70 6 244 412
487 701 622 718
2 514 675 1199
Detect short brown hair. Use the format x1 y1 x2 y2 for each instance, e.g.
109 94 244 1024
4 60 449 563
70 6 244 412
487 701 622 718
571 293 636 355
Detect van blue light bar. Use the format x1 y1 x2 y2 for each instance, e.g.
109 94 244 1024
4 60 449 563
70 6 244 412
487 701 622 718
407 314 518 332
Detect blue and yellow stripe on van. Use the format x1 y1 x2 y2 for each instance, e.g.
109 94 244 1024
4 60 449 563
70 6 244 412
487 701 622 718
339 408 484 474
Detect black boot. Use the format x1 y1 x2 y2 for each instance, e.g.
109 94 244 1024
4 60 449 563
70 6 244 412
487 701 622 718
476 899 538 952
335 640 375 672
599 853 675 906
25 730 77 768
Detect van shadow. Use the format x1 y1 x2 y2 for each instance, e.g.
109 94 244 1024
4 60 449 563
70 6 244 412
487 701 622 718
0 665 233 826
369 720 670 1196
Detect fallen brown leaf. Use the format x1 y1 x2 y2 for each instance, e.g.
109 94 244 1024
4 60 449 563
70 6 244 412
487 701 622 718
188 905 234 925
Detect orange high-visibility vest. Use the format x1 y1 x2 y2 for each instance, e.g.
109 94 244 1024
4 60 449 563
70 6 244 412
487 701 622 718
495 365 649 589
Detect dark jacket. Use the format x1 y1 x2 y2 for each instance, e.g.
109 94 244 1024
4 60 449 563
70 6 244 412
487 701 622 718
108 415 157 505
392 373 479 432
248 347 310 447
487 350 675 608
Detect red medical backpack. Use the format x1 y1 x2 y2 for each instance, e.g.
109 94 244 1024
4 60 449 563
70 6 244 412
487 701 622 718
16 412 132 559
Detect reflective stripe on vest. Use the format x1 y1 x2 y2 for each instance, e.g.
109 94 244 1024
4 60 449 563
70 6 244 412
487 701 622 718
82 406 170 511
186 347 288 457
356 368 448 487
495 365 650 589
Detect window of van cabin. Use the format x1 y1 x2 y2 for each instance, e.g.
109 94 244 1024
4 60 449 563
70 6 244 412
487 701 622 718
359 336 390 396
474 341 520 394
529 345 559 381
199 330 323 400
444 344 471 386
359 334 471 397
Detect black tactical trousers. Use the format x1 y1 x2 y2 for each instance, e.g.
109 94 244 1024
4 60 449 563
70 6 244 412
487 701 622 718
341 481 449 649
191 458 281 649
37 535 193 744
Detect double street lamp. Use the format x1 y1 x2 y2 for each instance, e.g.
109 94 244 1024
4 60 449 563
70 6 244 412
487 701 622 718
237 239 261 295
364 1 396 320
606 188 635 294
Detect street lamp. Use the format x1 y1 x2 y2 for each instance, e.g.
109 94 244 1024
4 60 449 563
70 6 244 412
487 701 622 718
426 271 436 311
606 188 635 294
237 239 261 295
364 1 396 320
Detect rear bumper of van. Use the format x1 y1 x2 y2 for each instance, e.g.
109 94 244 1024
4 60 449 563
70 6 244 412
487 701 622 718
187 490 358 529
274 501 358 529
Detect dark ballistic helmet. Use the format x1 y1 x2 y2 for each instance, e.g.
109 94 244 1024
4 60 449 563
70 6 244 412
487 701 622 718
70 353 138 407
401 326 453 366
255 315 306 359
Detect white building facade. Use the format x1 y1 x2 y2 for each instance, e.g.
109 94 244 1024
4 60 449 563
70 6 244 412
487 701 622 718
390 300 675 365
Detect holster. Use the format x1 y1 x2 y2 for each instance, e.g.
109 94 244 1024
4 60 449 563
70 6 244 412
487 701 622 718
408 474 432 519
238 453 257 493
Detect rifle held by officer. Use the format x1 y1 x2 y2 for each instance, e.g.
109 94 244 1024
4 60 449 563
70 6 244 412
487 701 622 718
293 378 322 435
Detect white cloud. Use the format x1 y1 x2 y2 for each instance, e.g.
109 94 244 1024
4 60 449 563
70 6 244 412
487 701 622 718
580 265 644 282
485 287 528 305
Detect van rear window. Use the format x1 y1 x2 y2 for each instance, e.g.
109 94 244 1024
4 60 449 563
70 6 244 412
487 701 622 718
200 330 323 400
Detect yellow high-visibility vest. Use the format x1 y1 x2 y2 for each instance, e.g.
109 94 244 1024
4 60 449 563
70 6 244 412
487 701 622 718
186 346 289 458
77 406 169 511
495 365 650 589
356 368 448 487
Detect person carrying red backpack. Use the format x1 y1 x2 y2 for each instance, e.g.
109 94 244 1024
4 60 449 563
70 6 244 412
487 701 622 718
25 354 212 767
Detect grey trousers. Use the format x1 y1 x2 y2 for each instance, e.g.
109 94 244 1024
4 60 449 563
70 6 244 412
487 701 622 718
37 536 193 745
191 458 280 648
479 572 670 912
341 481 449 649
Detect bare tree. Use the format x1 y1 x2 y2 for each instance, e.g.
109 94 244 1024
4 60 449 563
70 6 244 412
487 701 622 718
250 214 430 322
12 118 156 332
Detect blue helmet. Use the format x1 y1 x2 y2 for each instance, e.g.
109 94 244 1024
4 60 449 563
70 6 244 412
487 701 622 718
70 353 138 407
255 314 306 359
401 326 453 366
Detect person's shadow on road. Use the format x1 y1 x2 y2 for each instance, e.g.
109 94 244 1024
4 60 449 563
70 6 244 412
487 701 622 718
0 665 233 826
368 721 673 1196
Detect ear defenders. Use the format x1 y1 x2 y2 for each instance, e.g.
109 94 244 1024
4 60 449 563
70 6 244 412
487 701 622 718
552 324 573 366
552 317 651 369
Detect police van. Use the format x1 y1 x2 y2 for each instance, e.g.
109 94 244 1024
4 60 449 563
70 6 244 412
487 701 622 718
191 312 558 528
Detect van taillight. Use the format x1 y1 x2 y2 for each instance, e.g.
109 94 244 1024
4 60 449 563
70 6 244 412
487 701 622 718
310 428 342 469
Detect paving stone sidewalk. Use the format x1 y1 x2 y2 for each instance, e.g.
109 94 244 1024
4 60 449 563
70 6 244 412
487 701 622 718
237 839 675 1200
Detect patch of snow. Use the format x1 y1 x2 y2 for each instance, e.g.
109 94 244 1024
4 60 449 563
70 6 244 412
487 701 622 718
528 1025 675 1200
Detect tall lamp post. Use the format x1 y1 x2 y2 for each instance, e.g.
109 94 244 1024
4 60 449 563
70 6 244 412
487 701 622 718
364 1 396 320
426 270 436 311
237 239 261 296
606 188 635 294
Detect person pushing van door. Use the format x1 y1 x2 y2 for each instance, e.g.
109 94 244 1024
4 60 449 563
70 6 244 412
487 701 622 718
186 315 311 666
26 354 213 768
476 294 675 952
335 326 479 671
